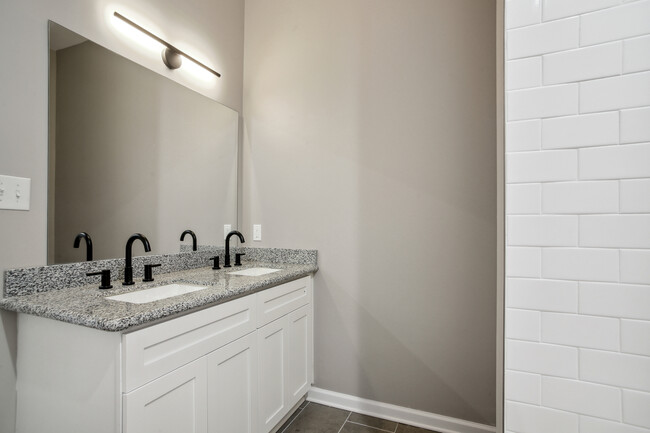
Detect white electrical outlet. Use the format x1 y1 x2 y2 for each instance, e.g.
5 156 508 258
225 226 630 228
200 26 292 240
253 224 262 241
0 175 31 211
224 224 232 239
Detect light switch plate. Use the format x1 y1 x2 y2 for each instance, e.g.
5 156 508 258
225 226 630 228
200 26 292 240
0 175 31 211
253 224 262 241
224 224 232 239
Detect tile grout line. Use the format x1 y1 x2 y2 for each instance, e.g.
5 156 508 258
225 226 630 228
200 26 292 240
346 420 396 433
336 412 352 433
278 401 310 433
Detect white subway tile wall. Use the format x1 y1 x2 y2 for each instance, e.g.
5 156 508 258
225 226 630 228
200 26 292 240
507 18 579 60
541 247 619 282
507 57 542 90
622 390 650 428
620 107 650 144
506 119 541 152
541 377 622 420
506 246 541 278
620 320 650 356
623 35 650 74
506 401 578 433
505 1 650 432
505 370 542 404
507 184 541 214
543 42 622 85
620 250 650 284
580 416 650 433
507 150 578 183
542 181 619 214
508 84 579 120
541 112 619 149
507 308 541 341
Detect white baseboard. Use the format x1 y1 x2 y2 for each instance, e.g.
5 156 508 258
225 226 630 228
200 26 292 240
307 387 496 433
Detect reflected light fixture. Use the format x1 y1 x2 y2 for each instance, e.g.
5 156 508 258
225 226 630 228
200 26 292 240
113 11 221 78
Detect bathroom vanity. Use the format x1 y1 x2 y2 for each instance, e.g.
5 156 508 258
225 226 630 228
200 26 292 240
1 250 317 433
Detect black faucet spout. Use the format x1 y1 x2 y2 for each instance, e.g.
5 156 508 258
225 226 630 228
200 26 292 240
73 232 93 261
124 233 151 285
224 230 245 267
180 229 197 251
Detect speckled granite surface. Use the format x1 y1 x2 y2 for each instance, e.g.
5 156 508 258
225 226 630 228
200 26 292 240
0 261 317 332
4 247 317 297
240 247 317 264
1 248 317 332
4 247 226 297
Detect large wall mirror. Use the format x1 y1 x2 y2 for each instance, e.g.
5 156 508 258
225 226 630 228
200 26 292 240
48 21 238 265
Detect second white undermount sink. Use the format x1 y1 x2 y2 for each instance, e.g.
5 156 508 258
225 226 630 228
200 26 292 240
227 267 281 277
106 283 208 304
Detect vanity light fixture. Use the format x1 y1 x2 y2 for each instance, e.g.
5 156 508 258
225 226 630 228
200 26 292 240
113 11 221 78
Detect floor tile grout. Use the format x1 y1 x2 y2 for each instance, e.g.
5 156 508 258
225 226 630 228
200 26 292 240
347 420 396 432
336 411 352 433
278 401 310 433
280 401 436 433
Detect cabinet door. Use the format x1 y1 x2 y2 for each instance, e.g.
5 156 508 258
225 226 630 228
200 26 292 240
257 318 288 433
123 358 207 433
123 295 255 393
207 332 258 433
286 305 312 408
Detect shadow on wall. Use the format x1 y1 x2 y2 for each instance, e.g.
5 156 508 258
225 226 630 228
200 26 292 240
316 275 492 424
351 0 496 424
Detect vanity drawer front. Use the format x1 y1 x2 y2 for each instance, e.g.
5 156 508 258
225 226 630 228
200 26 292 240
123 295 255 393
256 276 311 328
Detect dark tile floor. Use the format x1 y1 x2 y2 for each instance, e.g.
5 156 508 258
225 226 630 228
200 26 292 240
277 401 439 433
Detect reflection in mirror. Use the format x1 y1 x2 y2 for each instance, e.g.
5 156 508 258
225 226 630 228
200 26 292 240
48 22 238 264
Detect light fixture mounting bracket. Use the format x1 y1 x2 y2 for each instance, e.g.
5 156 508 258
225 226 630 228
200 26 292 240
161 47 182 70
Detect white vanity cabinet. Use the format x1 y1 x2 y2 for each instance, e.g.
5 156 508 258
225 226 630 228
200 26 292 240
207 332 258 433
15 275 313 433
256 277 313 433
124 332 259 433
258 305 312 432
122 294 257 433
123 357 209 433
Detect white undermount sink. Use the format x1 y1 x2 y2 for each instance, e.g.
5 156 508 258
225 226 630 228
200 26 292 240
227 267 281 277
106 283 208 304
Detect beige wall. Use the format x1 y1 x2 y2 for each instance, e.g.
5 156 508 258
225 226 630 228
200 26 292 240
242 0 497 425
0 0 244 431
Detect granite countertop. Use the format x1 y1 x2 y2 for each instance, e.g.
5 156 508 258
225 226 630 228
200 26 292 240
0 261 317 332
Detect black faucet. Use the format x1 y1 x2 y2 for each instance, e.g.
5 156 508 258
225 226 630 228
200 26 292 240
224 230 245 267
180 229 197 251
123 233 151 285
73 232 93 261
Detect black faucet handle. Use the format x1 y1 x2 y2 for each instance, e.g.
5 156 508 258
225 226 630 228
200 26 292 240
234 253 245 266
209 256 221 270
86 270 113 290
143 263 162 282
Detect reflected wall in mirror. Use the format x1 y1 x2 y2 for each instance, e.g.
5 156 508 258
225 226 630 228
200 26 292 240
48 22 238 265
